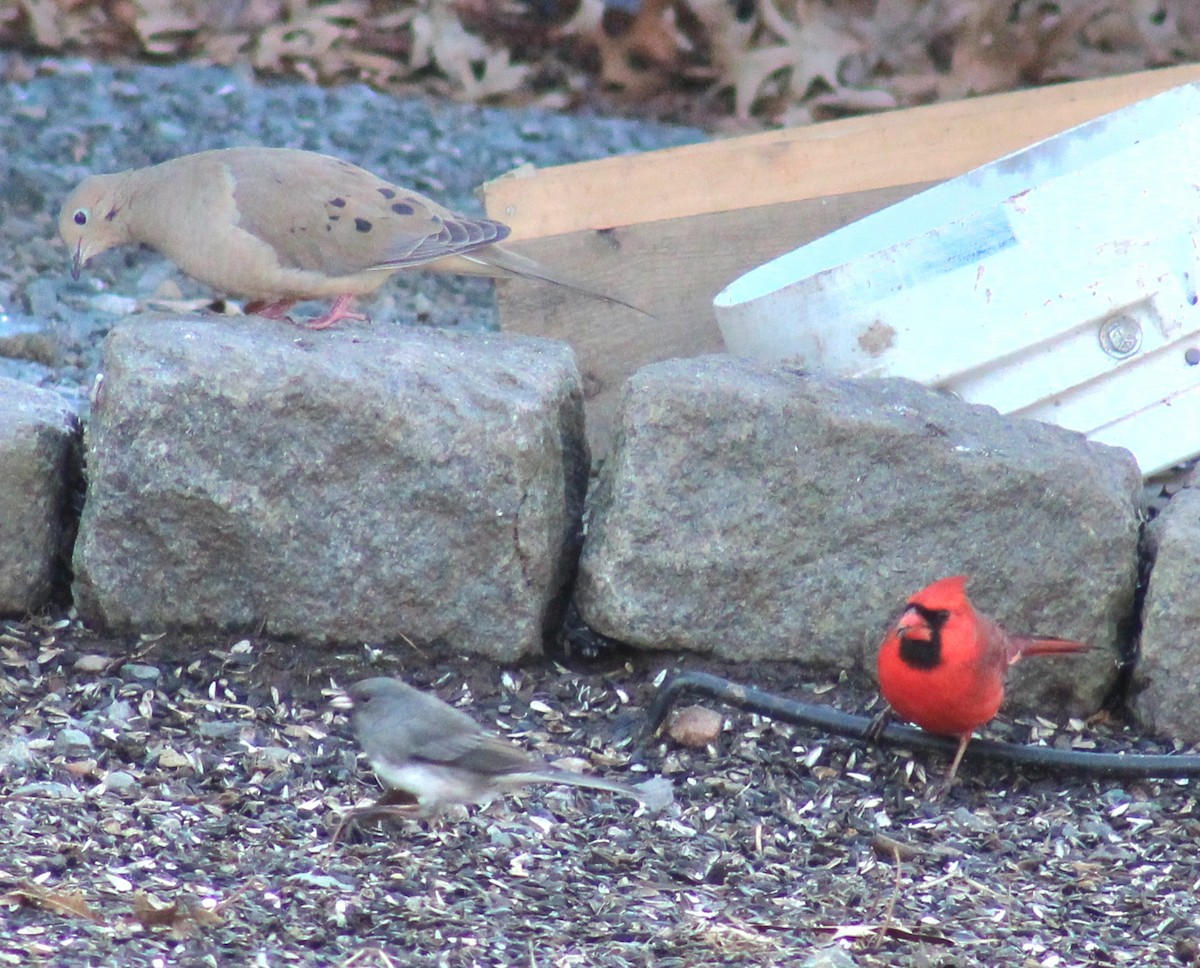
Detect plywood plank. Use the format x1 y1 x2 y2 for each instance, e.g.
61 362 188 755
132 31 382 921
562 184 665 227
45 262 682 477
499 181 933 452
483 64 1200 239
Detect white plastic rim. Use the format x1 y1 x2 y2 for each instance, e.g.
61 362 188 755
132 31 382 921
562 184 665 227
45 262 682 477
713 81 1200 476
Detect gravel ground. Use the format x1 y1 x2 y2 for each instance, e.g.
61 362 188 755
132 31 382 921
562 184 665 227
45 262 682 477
0 57 703 417
2 617 1198 967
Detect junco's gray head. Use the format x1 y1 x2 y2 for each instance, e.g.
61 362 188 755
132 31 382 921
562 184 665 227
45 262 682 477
333 676 671 813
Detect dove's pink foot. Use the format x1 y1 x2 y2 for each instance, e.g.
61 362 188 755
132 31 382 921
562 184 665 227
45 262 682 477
304 294 370 330
245 295 368 329
246 298 297 320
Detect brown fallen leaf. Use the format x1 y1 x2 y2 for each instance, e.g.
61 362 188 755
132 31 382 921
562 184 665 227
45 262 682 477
132 891 222 938
2 884 101 922
869 831 964 863
63 759 99 778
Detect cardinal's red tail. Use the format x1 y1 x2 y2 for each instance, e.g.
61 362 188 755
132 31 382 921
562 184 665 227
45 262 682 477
1009 635 1089 664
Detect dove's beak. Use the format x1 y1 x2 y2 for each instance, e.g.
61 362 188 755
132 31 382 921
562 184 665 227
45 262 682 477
329 691 353 711
71 242 84 280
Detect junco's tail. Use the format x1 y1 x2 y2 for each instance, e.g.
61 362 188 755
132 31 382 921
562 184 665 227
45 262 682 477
520 771 674 811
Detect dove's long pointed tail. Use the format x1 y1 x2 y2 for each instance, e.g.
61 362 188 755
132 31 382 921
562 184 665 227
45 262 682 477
465 245 656 319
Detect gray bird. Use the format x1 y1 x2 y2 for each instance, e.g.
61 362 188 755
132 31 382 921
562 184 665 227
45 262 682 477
332 676 672 815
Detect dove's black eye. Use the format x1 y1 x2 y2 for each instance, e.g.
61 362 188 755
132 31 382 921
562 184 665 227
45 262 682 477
73 209 88 226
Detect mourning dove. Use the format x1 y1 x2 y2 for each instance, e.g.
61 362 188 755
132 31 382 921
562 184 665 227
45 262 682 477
59 147 646 329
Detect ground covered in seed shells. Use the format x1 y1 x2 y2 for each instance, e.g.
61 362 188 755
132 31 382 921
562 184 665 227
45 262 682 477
2 617 1198 967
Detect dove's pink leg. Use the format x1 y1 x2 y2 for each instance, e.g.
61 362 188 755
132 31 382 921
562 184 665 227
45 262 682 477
246 298 297 320
304 294 370 330
245 295 368 329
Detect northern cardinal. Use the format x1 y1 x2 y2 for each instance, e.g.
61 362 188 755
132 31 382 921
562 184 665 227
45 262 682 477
876 575 1088 788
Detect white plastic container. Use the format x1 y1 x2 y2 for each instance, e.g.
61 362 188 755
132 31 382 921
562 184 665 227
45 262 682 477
713 82 1200 476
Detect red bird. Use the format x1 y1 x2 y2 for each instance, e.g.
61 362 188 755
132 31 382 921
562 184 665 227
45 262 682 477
876 575 1088 788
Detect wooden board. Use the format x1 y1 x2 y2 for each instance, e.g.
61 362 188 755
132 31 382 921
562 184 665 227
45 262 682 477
495 181 933 451
483 64 1200 454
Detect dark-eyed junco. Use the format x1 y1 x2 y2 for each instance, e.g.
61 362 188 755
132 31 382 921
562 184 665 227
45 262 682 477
332 677 673 816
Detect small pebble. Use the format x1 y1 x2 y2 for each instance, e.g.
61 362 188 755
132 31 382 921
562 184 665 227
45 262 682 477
102 770 138 794
667 705 724 748
120 662 161 683
74 654 113 673
89 293 140 316
53 727 93 754
198 721 243 739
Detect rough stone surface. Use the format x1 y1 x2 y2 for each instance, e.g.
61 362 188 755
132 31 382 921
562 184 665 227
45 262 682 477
578 357 1143 714
1132 487 1200 742
0 377 81 613
73 317 588 658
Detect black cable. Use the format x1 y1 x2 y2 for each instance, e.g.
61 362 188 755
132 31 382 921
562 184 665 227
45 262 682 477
641 670 1200 779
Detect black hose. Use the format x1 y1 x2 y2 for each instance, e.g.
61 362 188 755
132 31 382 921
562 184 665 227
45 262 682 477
641 670 1200 779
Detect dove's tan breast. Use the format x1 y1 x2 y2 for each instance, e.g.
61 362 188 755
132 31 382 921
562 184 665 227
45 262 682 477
121 152 388 301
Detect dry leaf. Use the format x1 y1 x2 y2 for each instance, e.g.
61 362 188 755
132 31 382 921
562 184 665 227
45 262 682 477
2 0 1197 130
457 45 531 101
3 884 101 922
132 891 222 938
17 0 65 47
597 0 679 85
686 0 757 82
732 0 863 119
156 747 193 769
941 0 1110 99
131 0 199 55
